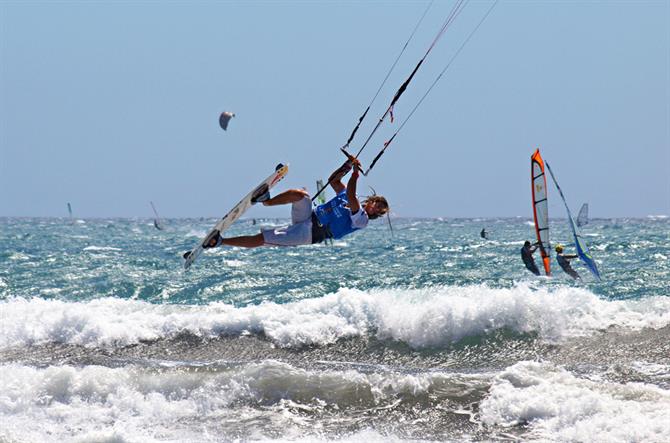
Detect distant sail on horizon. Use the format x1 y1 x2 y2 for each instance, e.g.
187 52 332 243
150 201 164 230
577 203 589 227
531 149 551 276
67 202 74 224
546 162 601 280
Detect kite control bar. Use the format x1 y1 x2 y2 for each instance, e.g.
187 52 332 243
340 147 368 176
341 134 396 177
311 148 367 203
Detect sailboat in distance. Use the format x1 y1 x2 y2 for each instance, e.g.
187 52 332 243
67 202 74 224
577 203 589 227
150 201 164 230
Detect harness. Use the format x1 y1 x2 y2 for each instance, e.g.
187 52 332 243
310 213 331 244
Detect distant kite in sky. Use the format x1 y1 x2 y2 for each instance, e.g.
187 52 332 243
219 111 235 131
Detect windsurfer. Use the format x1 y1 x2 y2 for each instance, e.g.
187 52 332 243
555 244 581 280
521 240 541 276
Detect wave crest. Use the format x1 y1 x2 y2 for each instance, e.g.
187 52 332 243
2 284 669 350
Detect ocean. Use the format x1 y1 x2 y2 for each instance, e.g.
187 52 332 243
1 216 669 442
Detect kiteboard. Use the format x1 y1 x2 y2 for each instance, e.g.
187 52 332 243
183 163 289 270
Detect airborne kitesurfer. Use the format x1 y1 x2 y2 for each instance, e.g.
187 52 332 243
203 159 389 248
521 240 541 276
555 244 581 280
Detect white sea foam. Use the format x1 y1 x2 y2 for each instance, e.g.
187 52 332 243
2 285 669 350
0 361 483 442
185 229 206 238
9 252 31 261
479 361 670 442
222 259 246 267
83 246 123 252
0 363 236 442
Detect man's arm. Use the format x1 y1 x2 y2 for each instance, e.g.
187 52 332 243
346 159 361 214
327 160 352 194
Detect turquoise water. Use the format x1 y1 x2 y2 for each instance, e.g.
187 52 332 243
1 217 669 442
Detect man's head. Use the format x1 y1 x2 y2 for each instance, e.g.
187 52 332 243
555 244 564 253
524 240 531 247
363 195 389 220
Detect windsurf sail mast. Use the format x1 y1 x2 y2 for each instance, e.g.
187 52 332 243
577 203 589 227
150 201 164 230
545 162 601 280
531 149 551 276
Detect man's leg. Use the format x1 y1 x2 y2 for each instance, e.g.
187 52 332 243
567 268 581 280
209 190 309 249
262 189 309 207
220 233 265 248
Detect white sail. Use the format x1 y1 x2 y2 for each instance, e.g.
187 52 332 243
577 203 589 227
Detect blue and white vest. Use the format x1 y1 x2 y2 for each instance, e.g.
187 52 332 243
314 191 360 240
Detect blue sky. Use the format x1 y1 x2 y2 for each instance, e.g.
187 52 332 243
1 0 668 218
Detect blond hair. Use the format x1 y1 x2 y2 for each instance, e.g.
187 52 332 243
363 195 389 220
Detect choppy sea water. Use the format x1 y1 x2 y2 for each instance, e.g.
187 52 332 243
1 216 669 442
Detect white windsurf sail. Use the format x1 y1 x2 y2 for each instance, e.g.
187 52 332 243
531 149 551 276
577 203 589 227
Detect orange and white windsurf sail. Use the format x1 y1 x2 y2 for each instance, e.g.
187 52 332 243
531 149 551 276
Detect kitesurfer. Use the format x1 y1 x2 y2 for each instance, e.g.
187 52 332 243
555 244 581 280
204 159 389 248
520 240 541 276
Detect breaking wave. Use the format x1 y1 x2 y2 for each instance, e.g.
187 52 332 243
2 284 669 350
